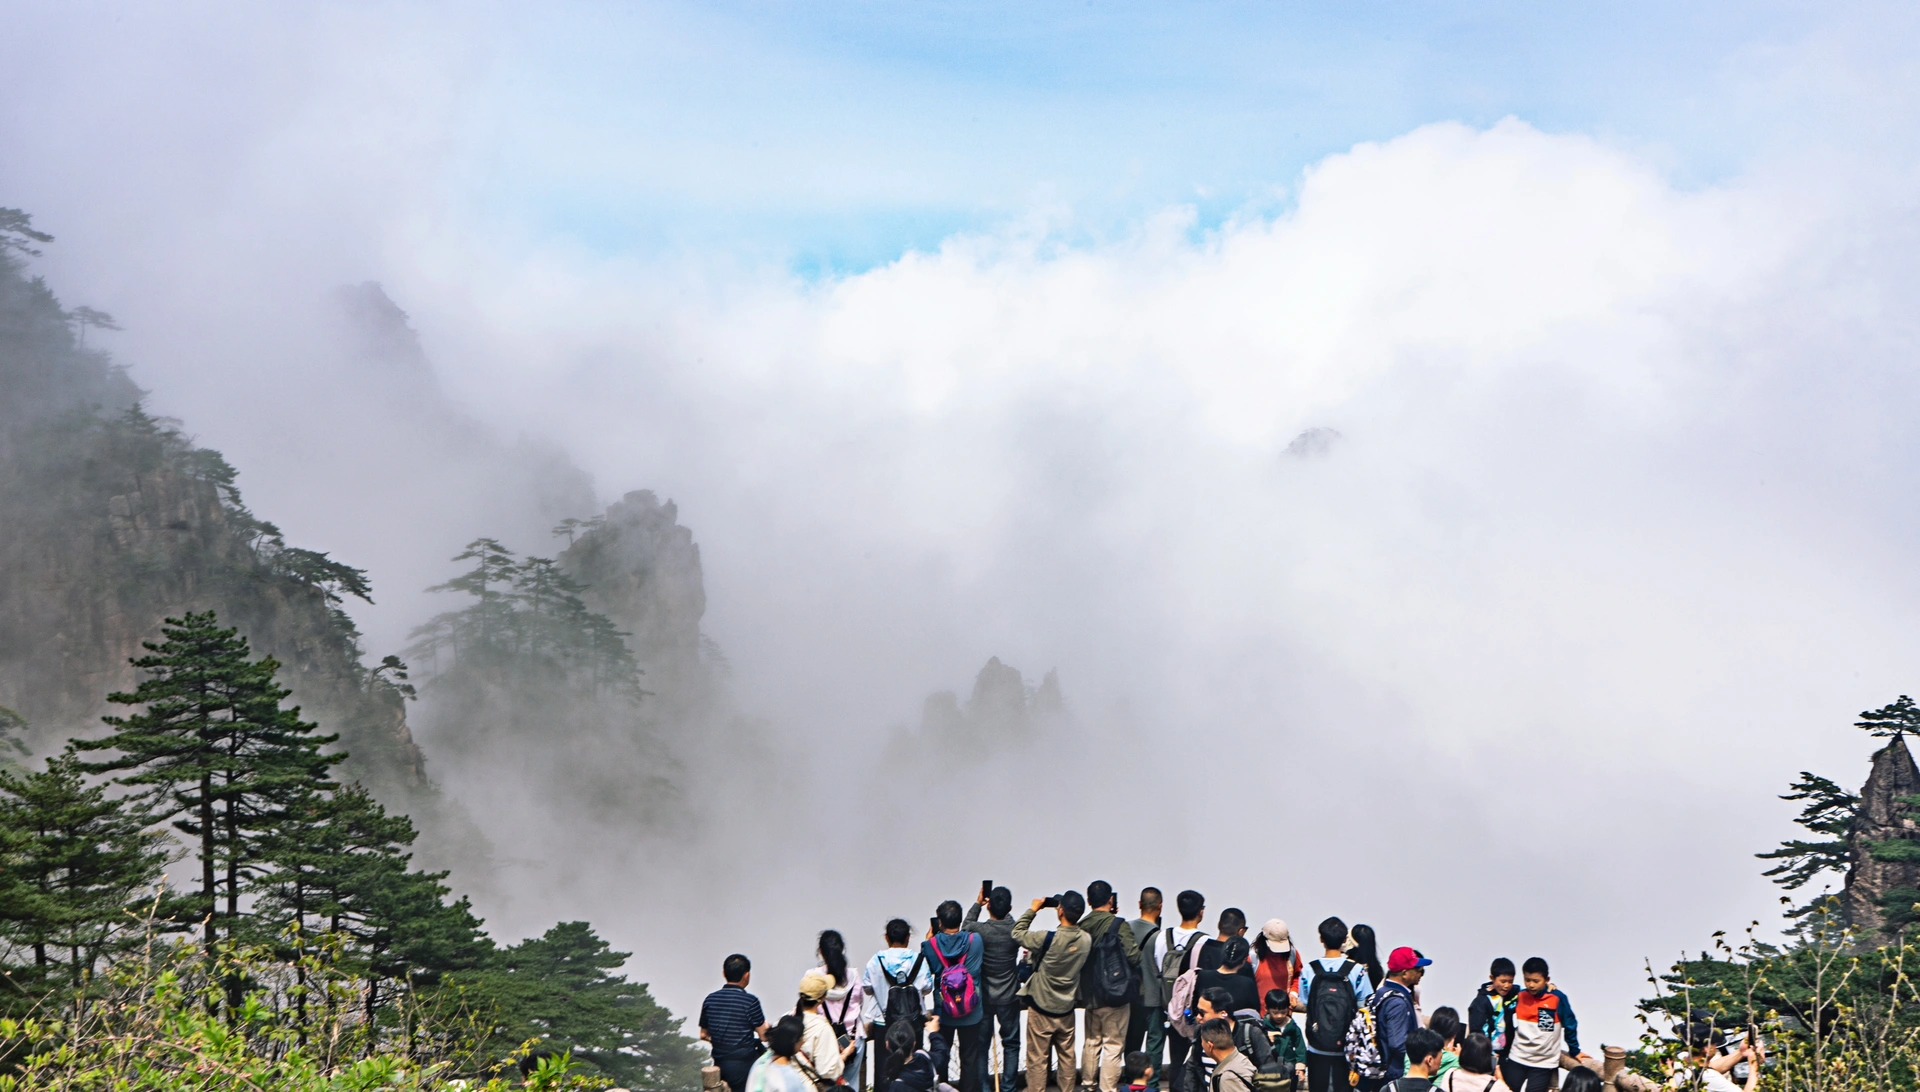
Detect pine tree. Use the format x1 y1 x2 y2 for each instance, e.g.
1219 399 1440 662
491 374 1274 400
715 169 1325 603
1757 771 1860 919
72 612 340 957
459 921 704 1089
254 781 488 1026
1858 695 1920 739
0 752 172 1010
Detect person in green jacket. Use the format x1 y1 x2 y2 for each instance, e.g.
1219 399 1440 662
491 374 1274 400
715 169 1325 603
1014 893 1093 1092
1261 991 1308 1090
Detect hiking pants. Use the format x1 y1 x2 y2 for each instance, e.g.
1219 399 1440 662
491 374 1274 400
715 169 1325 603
933 1022 987 1092
980 1001 1023 1092
1304 1054 1349 1092
1080 1005 1130 1092
1500 1061 1556 1092
1124 1005 1165 1092
1027 1009 1078 1092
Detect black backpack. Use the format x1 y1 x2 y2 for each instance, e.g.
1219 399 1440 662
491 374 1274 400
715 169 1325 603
884 954 928 1027
1304 959 1358 1054
1083 922 1139 1008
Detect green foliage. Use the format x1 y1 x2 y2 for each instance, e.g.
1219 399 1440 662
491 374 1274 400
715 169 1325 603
1869 840 1920 863
409 539 644 701
1857 695 1920 739
455 922 704 1090
1641 915 1920 1090
72 612 342 954
0 926 614 1091
0 753 174 1010
1758 771 1860 917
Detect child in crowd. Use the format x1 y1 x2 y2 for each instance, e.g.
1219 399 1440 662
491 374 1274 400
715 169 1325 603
1262 990 1309 1091
1121 1050 1155 1092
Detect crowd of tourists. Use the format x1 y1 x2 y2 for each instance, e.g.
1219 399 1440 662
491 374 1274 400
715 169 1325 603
698 885 1763 1092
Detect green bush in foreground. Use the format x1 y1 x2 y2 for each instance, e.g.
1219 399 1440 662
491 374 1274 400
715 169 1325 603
0 927 615 1091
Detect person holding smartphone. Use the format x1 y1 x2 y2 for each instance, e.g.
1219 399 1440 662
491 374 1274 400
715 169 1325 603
966 884 1024 1092
1674 1019 1763 1092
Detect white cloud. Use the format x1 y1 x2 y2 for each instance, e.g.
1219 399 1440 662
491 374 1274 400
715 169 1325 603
7 4 1920 1042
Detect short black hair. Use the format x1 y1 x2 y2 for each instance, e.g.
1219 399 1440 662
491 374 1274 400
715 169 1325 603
1059 890 1087 924
1218 907 1247 935
1459 1033 1495 1074
989 886 1013 918
1264 989 1289 1015
1199 986 1235 1017
1428 1006 1461 1047
1197 1018 1234 1051
1522 956 1549 978
1176 890 1206 921
886 918 912 945
1140 887 1163 912
1121 1051 1152 1084
723 953 751 983
937 900 963 930
1405 1027 1444 1067
1087 880 1115 910
1489 957 1516 979
1317 917 1348 951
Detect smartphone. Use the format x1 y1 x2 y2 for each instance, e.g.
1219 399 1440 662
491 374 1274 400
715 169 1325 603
981 880 993 900
931 917 941 933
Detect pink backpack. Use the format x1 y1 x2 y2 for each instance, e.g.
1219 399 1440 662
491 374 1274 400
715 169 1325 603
931 936 981 1021
1166 937 1209 1038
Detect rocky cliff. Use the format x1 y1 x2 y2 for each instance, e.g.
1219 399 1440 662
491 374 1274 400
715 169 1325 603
1843 737 1920 935
0 223 432 808
559 490 709 707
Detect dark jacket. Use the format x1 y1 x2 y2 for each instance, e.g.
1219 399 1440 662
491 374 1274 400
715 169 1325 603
888 1049 937 1092
1262 1017 1308 1071
920 931 985 1027
1196 967 1261 1015
1184 1014 1274 1092
1078 909 1143 1008
1466 983 1515 1055
1375 980 1417 1079
964 903 1022 1007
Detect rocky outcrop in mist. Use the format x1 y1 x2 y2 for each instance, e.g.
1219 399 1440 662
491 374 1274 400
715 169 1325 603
896 657 1069 762
0 223 438 814
560 490 710 708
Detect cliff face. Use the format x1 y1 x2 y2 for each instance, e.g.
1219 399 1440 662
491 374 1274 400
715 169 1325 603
560 491 710 708
1843 737 1920 935
0 245 430 805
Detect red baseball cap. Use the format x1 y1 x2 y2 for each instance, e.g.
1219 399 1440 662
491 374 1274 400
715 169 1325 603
1387 947 1432 973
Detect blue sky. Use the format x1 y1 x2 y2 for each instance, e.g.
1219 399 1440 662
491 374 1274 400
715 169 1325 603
442 1 1862 272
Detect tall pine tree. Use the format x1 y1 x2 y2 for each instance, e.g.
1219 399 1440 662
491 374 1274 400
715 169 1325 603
73 612 339 956
0 752 172 1011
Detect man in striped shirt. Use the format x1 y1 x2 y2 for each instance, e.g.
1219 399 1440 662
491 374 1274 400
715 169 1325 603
701 953 770 1092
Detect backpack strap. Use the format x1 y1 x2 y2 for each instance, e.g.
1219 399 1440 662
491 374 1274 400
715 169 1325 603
930 940 959 973
833 983 854 1027
886 953 927 989
1039 931 1056 961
